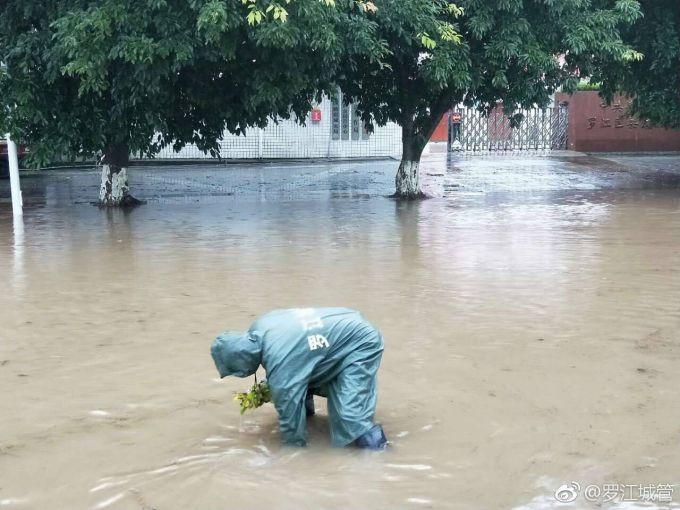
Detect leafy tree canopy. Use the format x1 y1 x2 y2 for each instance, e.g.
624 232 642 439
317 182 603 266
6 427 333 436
598 0 680 128
333 0 644 196
1 0 650 201
0 0 380 167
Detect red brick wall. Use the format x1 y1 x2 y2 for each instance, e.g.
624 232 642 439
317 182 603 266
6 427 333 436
556 91 680 152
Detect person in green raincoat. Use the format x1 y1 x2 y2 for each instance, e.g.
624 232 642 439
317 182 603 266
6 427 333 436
211 307 387 449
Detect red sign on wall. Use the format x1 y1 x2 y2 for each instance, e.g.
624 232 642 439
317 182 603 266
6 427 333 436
311 109 322 122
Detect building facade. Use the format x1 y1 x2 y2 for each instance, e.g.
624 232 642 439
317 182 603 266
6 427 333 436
151 92 402 161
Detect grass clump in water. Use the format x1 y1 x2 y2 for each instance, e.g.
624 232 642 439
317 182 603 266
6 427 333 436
234 380 272 414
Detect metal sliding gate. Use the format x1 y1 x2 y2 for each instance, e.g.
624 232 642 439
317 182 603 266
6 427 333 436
450 105 569 152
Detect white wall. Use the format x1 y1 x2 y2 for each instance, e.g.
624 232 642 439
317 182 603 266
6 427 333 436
152 95 402 160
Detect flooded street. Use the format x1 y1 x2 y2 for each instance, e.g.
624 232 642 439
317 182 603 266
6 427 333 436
2 154 680 509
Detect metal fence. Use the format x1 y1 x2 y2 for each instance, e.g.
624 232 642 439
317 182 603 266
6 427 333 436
452 105 569 152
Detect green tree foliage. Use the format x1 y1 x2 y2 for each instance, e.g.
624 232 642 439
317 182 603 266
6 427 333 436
334 0 644 197
598 0 680 128
0 0 649 202
0 0 379 204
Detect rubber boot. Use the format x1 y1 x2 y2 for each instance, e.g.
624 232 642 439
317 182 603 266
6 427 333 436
354 424 388 450
305 393 315 417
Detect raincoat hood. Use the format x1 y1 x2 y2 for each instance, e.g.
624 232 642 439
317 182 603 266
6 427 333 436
211 331 262 378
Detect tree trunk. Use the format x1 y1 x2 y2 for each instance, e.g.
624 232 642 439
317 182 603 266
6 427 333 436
98 145 143 207
394 127 426 199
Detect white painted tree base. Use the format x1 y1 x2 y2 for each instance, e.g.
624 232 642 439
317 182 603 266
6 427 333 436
394 160 422 198
98 165 138 206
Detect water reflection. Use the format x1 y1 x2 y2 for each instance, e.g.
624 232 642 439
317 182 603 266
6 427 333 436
11 214 25 291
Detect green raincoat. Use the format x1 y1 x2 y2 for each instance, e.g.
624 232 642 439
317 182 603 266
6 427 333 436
211 307 384 447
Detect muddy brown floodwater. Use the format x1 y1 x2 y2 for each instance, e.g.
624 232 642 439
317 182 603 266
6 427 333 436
1 155 680 510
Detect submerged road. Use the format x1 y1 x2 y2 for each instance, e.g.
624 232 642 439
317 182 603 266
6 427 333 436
1 153 680 509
